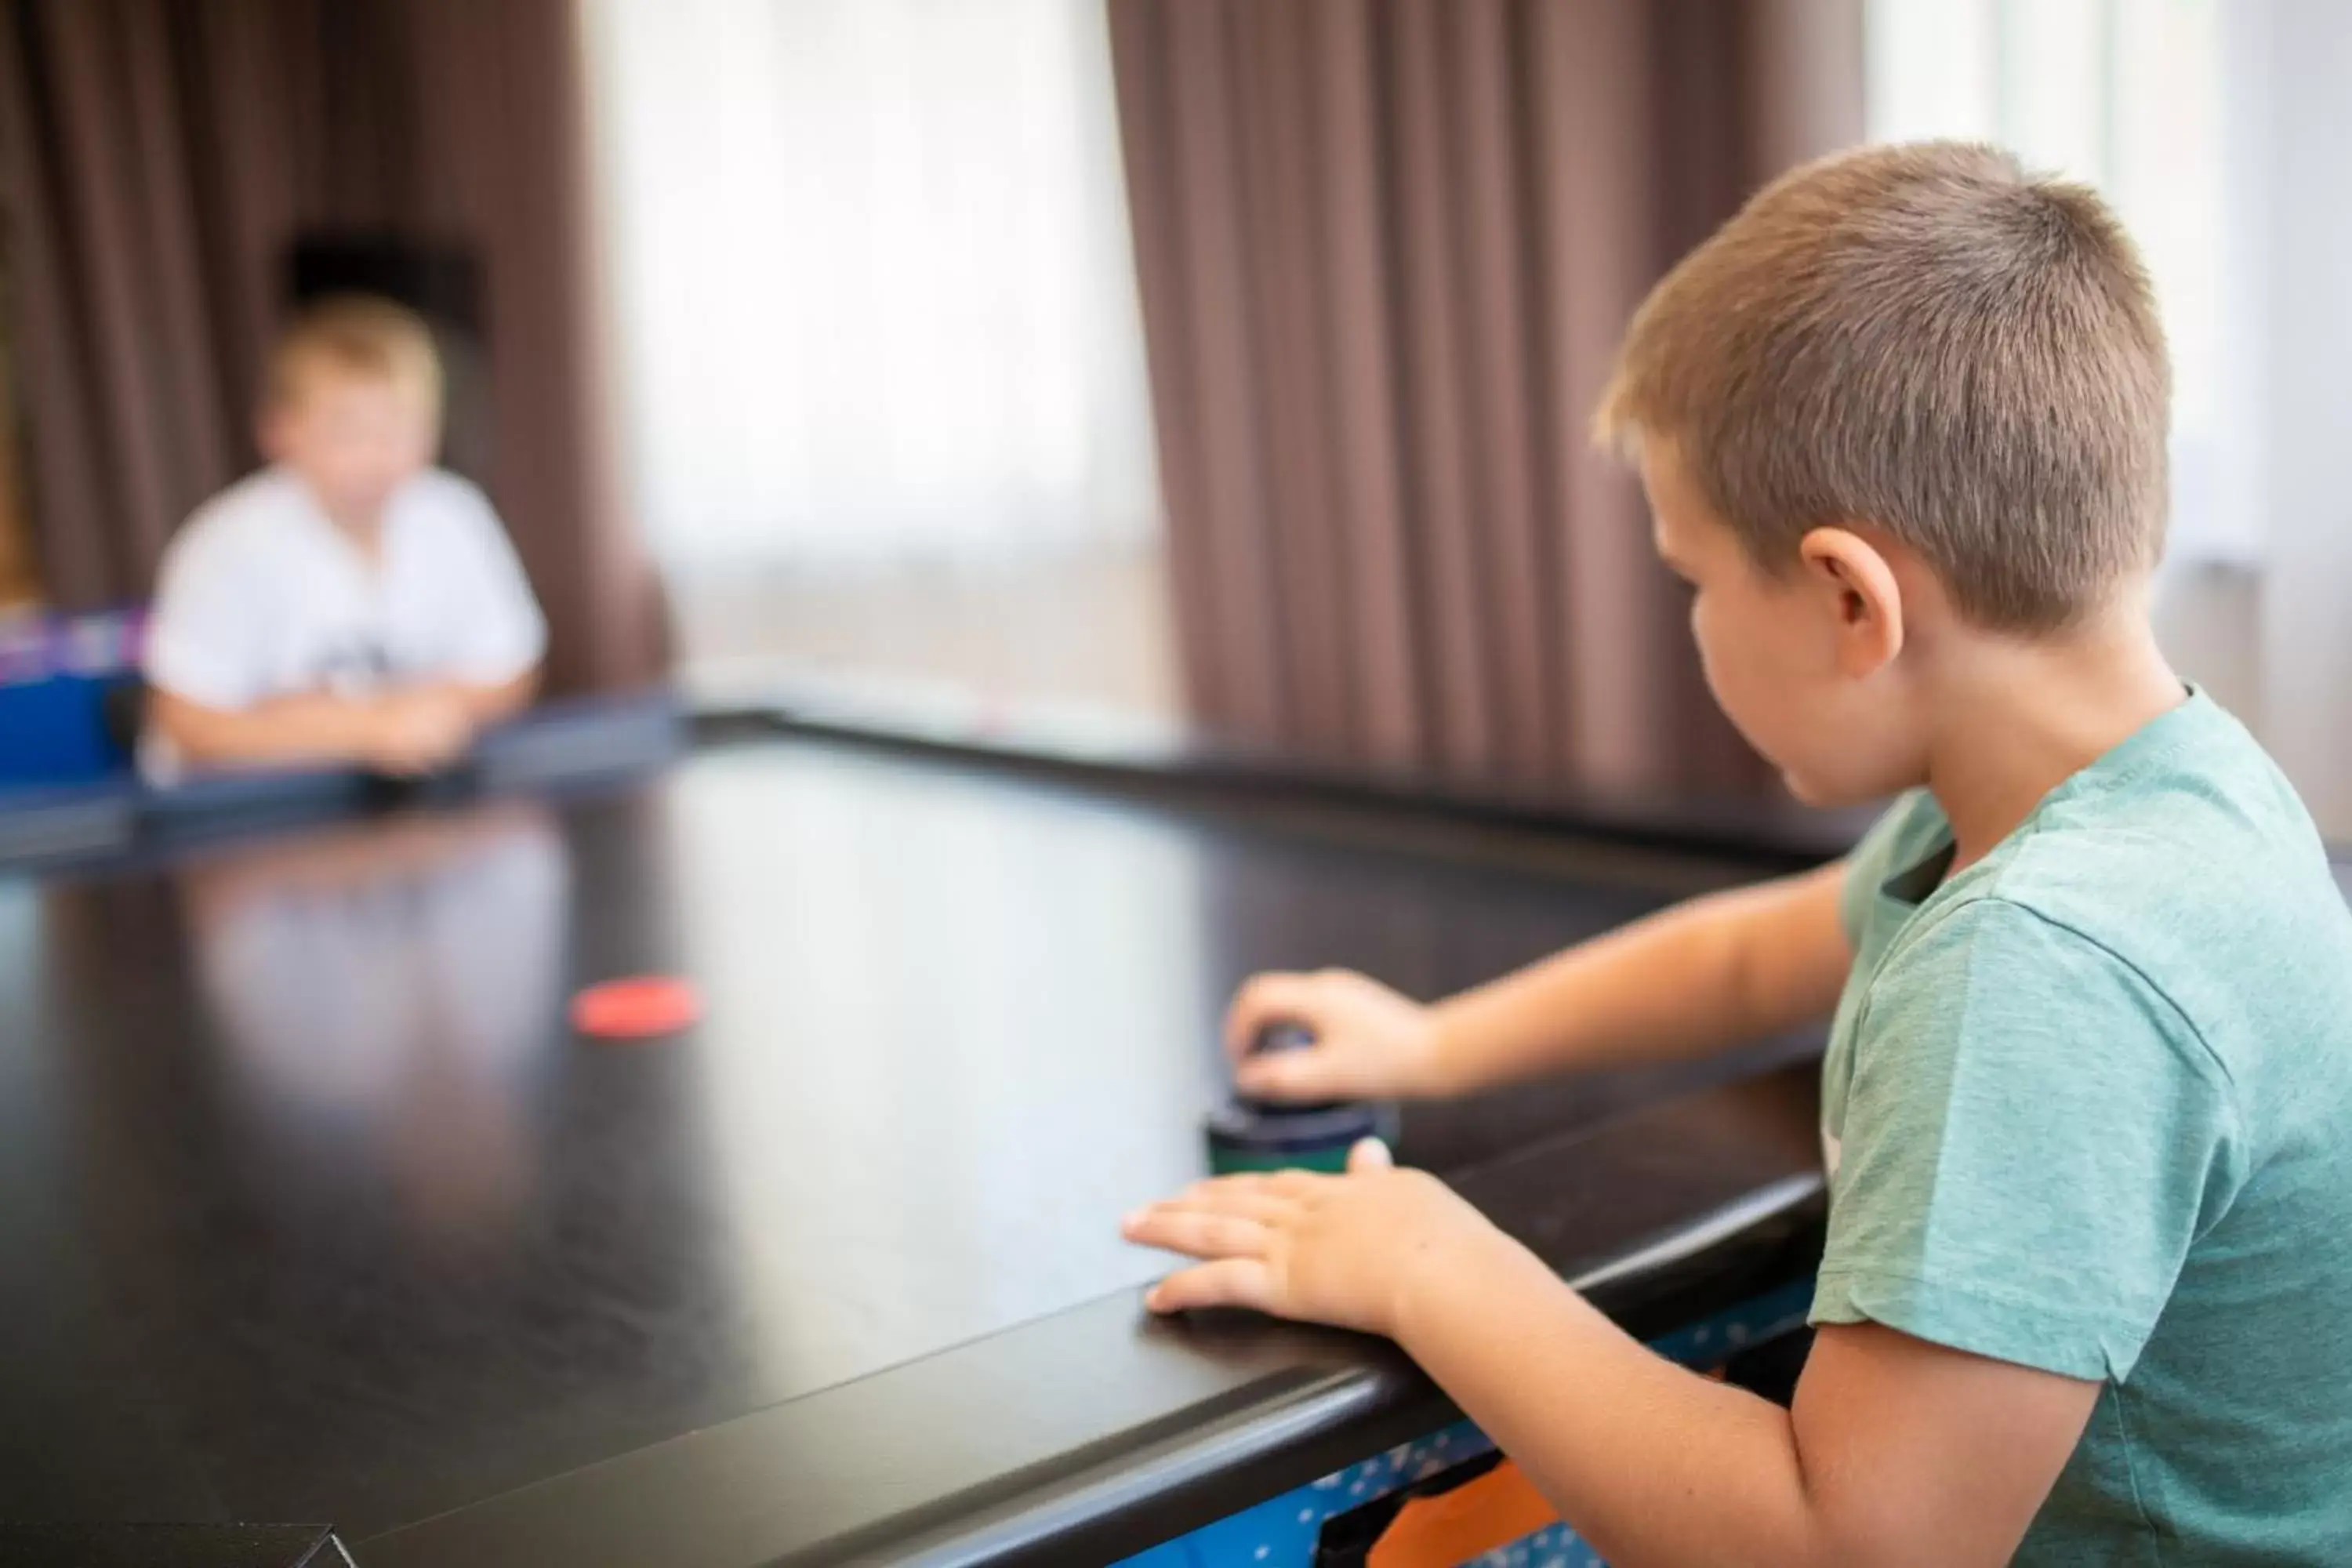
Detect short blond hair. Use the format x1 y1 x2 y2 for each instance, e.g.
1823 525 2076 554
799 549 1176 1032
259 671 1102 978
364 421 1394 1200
265 293 442 416
1595 141 2169 633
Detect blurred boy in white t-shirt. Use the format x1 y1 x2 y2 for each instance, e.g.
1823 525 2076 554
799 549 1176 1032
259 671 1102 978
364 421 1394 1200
144 295 545 779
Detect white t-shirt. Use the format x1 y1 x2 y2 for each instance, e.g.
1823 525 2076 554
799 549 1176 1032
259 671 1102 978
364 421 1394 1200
145 466 547 711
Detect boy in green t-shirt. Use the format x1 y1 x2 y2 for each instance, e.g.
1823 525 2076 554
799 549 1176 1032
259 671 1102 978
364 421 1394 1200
1123 141 2352 1563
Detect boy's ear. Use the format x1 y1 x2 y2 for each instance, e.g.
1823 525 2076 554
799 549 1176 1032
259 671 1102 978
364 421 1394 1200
1798 525 1904 676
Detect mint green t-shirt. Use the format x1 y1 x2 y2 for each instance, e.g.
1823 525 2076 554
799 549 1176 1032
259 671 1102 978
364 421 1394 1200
1815 691 2352 1564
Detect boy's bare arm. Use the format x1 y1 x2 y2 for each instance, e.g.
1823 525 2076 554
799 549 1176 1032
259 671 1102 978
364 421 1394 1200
152 686 392 769
1228 862 1852 1103
1403 1236 2096 1567
152 682 481 775
411 665 540 728
1428 860 1850 1089
1128 1152 2096 1568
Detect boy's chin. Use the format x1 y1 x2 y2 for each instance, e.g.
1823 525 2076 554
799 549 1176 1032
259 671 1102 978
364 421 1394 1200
1777 768 1854 809
1780 767 1910 811
316 483 401 516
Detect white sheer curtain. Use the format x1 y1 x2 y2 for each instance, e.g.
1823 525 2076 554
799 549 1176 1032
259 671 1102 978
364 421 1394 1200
1865 0 2241 562
585 0 1160 566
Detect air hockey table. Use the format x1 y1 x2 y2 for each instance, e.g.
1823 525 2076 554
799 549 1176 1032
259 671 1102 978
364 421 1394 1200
0 695 1843 1566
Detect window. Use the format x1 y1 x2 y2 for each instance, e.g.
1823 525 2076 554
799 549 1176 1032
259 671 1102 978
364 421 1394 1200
1865 0 2245 562
585 0 1160 568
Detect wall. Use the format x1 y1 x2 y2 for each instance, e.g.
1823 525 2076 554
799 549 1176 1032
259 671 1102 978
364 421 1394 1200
2154 564 2262 727
2239 0 2352 837
2150 2 2352 838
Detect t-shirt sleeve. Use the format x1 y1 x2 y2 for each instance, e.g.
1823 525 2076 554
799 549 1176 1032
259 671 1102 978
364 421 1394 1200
436 484 548 683
1811 895 2245 1382
143 519 265 709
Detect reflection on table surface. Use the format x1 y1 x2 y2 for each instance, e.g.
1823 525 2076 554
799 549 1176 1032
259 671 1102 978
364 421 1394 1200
0 738 1789 1535
181 803 569 1238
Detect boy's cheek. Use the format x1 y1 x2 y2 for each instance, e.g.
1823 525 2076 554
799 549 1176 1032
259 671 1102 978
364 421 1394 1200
1693 615 1783 730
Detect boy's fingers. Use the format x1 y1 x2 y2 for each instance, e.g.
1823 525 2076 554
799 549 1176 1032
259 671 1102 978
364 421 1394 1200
1183 1170 1331 1203
1224 973 1319 1059
1232 1049 1324 1098
1346 1137 1394 1173
1146 1259 1277 1316
1177 1171 1330 1206
1151 1192 1301 1227
1184 1174 1275 1200
1121 1209 1272 1261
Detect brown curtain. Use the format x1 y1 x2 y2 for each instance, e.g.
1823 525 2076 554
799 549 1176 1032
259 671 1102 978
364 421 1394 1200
1107 0 1862 797
0 292 32 608
0 0 663 694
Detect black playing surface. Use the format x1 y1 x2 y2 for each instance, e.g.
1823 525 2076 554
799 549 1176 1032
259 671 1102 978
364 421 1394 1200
0 732 1814 1541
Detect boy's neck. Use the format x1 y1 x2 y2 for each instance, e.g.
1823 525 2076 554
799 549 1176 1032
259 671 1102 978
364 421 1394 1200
325 505 385 551
1923 612 2186 872
285 472 389 564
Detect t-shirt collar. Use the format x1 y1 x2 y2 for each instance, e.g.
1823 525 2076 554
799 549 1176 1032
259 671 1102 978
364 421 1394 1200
1879 684 2212 909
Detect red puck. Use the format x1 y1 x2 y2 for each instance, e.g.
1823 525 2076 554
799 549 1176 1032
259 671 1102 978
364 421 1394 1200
572 976 702 1040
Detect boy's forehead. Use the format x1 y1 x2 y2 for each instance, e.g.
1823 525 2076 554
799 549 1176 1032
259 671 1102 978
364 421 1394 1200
284 365 433 418
1637 441 1704 537
1636 436 1693 503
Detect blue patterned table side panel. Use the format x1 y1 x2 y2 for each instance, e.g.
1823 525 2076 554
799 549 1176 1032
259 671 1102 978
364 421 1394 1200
1119 1276 1815 1568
